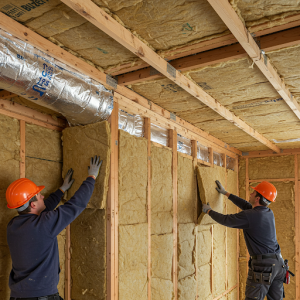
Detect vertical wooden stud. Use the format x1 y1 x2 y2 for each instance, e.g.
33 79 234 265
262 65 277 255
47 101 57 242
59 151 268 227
208 147 214 167
65 226 71 300
169 129 178 300
145 118 152 300
225 164 228 291
295 154 299 299
222 153 226 169
245 158 249 272
236 157 240 300
211 225 214 298
107 103 119 300
20 120 25 178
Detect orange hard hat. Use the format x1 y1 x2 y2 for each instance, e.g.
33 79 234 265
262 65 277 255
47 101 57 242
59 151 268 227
250 181 277 202
6 178 45 209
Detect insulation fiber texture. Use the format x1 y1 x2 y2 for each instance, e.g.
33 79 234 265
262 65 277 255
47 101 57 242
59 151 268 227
119 224 148 300
178 154 196 224
196 165 226 224
0 115 19 298
119 130 147 225
62 121 111 209
178 223 196 300
71 208 106 300
151 144 173 234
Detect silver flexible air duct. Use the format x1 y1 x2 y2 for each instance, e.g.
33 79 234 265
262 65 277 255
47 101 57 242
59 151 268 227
0 29 113 125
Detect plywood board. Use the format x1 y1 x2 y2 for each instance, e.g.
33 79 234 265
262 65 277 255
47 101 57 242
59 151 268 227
63 121 111 209
178 154 196 223
151 144 173 234
196 165 226 224
70 208 106 300
119 223 148 300
119 130 147 224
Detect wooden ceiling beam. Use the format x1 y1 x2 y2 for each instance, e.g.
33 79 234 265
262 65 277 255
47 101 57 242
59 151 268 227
61 0 280 153
118 26 300 85
207 0 300 121
0 12 241 157
109 13 300 76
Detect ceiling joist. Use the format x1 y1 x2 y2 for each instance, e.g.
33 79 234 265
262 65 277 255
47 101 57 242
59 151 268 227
0 12 241 157
60 0 280 153
118 26 300 85
207 0 300 121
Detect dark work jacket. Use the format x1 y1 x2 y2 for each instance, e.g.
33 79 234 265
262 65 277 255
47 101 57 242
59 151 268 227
7 177 95 298
209 194 281 256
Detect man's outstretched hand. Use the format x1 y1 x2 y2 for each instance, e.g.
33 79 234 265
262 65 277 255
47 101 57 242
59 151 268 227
202 202 212 214
88 155 103 180
215 180 227 195
60 168 75 193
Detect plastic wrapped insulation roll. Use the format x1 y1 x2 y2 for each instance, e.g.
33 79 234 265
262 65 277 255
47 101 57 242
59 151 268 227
0 29 113 125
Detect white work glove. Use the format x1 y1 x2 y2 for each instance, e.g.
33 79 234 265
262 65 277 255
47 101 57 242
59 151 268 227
202 202 212 214
215 180 227 195
60 168 75 192
88 155 103 179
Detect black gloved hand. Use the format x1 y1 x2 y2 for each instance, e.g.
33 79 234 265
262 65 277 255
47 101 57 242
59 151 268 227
60 168 75 192
88 155 103 179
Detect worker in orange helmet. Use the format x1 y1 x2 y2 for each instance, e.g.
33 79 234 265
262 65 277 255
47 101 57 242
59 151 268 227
6 156 102 300
202 181 293 300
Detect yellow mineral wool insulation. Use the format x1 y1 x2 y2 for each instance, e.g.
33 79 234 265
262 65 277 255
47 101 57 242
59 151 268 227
119 223 148 300
151 278 173 300
71 208 106 300
197 229 212 267
57 230 66 296
213 224 226 296
92 0 229 51
196 165 226 225
227 227 238 288
227 287 238 300
239 260 247 298
238 158 246 200
178 275 197 300
62 121 111 210
0 245 12 298
151 144 173 234
250 181 296 299
178 223 196 280
178 154 196 224
119 130 147 225
248 155 295 180
197 263 212 300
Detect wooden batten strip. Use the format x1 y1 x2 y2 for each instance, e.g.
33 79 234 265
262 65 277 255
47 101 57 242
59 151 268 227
169 129 178 300
295 154 299 299
19 120 25 178
65 226 71 300
243 148 300 158
225 167 228 290
236 157 240 300
144 118 152 300
209 147 214 167
60 0 280 153
213 284 238 300
245 158 250 273
211 225 214 297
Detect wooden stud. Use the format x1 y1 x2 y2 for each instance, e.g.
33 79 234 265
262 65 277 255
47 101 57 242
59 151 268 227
207 0 300 121
212 284 238 300
169 129 178 300
225 166 228 290
107 103 119 300
118 26 300 85
198 159 212 167
65 226 71 300
0 99 66 131
0 90 16 99
243 148 300 158
236 157 240 300
211 225 214 297
19 120 25 178
209 147 214 167
245 158 250 273
295 154 299 299
222 153 227 169
144 118 152 300
60 0 280 153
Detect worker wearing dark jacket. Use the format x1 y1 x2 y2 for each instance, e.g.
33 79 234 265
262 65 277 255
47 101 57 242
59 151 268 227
6 156 102 300
202 181 290 300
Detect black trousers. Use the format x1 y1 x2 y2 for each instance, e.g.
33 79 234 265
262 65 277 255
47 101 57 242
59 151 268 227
245 255 286 300
10 293 63 300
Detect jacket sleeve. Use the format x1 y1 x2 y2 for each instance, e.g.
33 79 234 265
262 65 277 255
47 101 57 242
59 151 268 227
43 189 64 211
228 194 252 211
209 210 250 229
41 177 95 238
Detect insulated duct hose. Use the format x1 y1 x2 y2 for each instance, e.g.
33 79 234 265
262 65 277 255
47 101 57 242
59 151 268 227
0 28 114 125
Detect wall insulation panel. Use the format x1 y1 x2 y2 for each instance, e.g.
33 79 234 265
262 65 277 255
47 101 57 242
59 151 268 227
118 130 148 300
63 121 111 209
63 121 111 299
0 114 19 297
151 144 173 235
196 165 226 224
25 123 65 295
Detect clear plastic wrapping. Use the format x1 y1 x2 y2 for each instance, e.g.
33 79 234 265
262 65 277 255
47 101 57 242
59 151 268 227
0 28 113 125
150 123 168 146
118 109 144 137
197 142 210 162
213 151 224 167
177 134 192 155
226 156 236 171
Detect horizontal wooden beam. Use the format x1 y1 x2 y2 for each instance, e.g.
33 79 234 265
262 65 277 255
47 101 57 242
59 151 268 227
118 26 300 85
242 148 300 158
0 99 67 130
0 90 16 99
207 0 300 122
61 0 281 153
109 14 300 76
0 12 242 158
249 178 295 182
